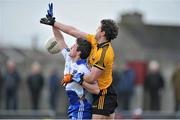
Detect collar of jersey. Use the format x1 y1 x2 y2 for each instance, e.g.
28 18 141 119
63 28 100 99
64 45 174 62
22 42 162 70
76 59 87 65
97 41 109 48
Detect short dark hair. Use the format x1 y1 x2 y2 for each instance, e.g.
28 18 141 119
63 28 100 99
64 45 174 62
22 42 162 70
101 19 118 41
76 38 92 59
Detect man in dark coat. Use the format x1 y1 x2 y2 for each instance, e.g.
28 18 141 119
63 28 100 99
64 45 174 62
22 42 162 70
4 60 21 110
27 62 44 110
144 61 164 111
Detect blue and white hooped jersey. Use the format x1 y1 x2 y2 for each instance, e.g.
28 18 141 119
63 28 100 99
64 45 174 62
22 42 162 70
61 48 92 119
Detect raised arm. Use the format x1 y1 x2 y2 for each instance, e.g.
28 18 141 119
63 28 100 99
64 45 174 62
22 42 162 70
40 3 88 39
41 18 88 39
54 22 88 39
52 27 67 50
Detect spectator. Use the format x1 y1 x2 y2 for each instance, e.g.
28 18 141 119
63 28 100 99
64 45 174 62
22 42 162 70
27 62 44 110
4 59 21 110
112 64 121 93
0 68 4 109
112 64 121 111
144 60 164 111
118 63 136 111
48 68 60 111
172 63 180 111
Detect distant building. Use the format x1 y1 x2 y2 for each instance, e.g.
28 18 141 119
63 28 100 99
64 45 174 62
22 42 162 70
113 12 180 112
113 12 180 63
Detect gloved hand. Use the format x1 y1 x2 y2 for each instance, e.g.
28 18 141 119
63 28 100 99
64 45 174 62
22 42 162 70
40 16 55 26
72 73 84 85
47 3 53 17
61 74 72 86
40 3 56 26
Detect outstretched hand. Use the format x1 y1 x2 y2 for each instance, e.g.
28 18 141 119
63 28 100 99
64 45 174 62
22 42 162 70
40 17 55 26
47 3 53 17
40 3 56 26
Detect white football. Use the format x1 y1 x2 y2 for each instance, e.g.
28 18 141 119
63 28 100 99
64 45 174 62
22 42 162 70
45 37 61 54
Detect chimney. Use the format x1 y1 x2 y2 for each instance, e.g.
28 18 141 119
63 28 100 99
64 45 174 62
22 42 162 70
120 12 143 26
31 34 38 50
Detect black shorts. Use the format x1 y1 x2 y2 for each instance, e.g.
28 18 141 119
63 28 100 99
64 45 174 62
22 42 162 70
92 84 117 116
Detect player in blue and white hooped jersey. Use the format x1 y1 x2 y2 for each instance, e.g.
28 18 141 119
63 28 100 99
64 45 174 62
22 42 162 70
41 4 100 119
61 47 91 119
52 27 100 119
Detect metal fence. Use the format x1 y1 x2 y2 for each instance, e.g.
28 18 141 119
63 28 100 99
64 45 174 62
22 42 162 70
1 110 180 119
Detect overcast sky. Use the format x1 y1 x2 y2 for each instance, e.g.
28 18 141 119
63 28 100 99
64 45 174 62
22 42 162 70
0 0 180 50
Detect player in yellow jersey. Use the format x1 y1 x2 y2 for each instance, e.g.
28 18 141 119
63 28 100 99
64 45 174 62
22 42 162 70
40 5 118 119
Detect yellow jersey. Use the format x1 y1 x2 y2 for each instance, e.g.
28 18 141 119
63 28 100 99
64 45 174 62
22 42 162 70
86 34 114 90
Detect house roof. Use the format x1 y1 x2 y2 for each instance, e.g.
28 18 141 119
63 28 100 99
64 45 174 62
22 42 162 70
117 12 180 61
0 47 64 64
125 24 180 51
